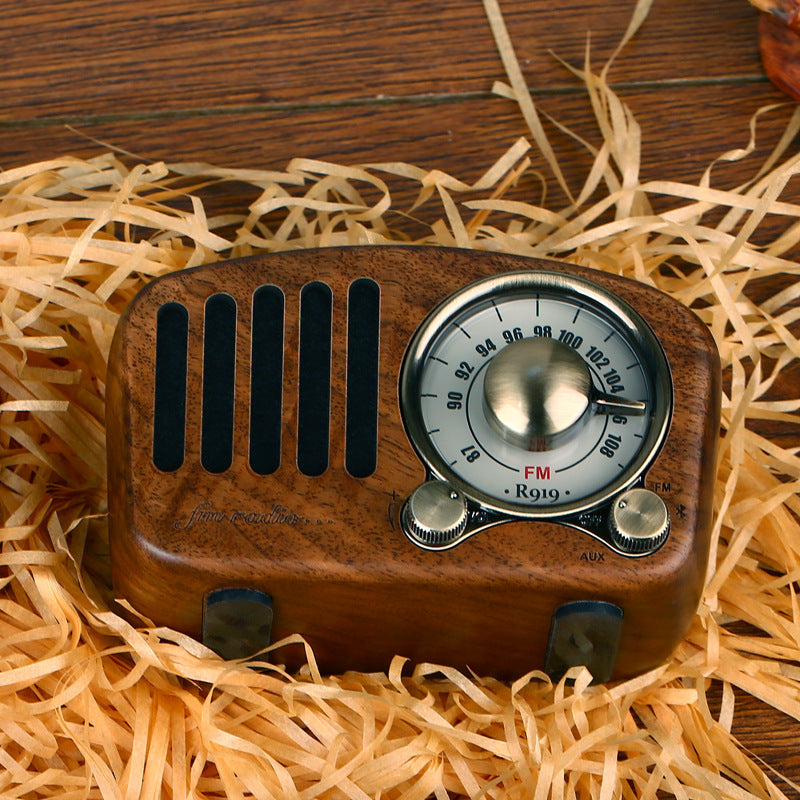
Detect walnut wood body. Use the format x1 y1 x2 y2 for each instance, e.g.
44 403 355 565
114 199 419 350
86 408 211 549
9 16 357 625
106 246 720 680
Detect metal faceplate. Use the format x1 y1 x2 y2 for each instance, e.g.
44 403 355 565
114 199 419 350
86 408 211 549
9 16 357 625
399 271 673 554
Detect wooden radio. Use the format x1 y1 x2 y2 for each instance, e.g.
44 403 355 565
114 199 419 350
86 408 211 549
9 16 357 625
107 246 720 681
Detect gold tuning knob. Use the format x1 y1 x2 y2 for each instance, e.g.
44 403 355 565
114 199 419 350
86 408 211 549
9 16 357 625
608 488 670 554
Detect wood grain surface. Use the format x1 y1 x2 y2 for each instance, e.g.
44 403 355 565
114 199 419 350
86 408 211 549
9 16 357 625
3 0 798 791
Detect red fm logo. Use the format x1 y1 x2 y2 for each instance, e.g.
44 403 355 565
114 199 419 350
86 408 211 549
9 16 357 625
525 466 551 480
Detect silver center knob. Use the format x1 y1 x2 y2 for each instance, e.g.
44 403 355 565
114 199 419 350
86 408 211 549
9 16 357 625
483 337 592 451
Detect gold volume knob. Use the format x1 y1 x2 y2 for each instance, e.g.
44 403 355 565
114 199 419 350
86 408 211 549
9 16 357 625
402 481 468 548
608 488 670 554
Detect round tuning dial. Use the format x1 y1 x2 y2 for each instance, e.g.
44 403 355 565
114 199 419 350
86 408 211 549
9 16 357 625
402 481 468 548
608 488 670 554
400 270 673 536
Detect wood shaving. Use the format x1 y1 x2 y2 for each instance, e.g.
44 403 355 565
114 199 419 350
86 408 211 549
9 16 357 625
0 1 799 797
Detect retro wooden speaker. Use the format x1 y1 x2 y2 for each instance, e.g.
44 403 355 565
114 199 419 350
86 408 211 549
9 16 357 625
107 246 720 681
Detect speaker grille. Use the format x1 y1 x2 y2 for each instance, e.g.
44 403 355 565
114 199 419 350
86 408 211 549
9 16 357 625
151 278 381 478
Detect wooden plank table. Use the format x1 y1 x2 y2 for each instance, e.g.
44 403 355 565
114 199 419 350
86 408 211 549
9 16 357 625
3 0 798 792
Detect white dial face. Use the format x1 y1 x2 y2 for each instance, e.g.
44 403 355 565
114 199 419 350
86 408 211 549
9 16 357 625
402 274 672 517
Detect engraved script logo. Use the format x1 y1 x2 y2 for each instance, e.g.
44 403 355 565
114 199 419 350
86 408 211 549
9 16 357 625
174 501 305 530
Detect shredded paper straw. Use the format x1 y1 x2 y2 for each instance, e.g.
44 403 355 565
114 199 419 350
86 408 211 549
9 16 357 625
1 1 799 797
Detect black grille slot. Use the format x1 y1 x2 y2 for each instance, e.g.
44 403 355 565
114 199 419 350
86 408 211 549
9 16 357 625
345 278 380 478
152 302 189 472
297 281 332 477
201 293 237 473
249 285 284 475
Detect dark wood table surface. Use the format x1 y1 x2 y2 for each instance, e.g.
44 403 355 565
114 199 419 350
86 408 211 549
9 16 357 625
3 0 799 792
